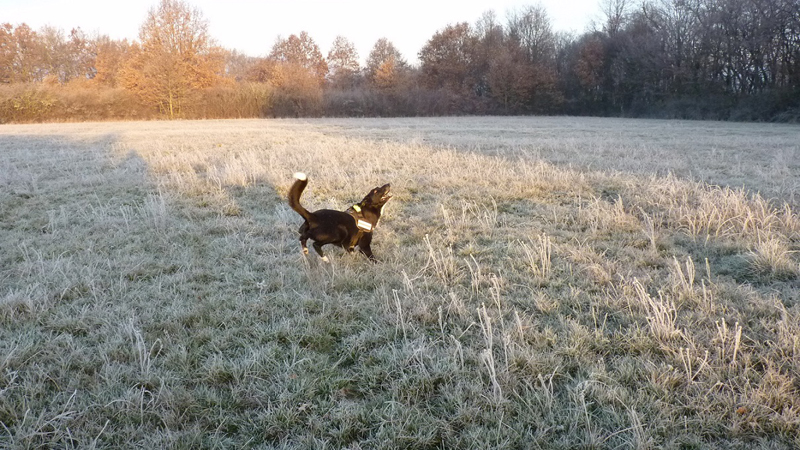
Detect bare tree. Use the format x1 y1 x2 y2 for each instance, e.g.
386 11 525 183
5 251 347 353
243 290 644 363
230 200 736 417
326 35 360 89
475 10 503 43
506 4 556 65
474 10 506 98
222 49 257 82
600 0 631 36
504 5 561 112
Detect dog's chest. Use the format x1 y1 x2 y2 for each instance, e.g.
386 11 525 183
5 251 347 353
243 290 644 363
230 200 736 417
348 204 381 232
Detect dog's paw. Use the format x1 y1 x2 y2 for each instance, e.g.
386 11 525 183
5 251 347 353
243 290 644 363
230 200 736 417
320 255 330 263
302 247 309 255
293 172 307 181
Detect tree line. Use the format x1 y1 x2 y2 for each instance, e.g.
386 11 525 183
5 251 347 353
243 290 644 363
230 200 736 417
1 0 798 123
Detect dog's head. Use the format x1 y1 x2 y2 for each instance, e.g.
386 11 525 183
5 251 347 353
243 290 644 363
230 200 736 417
361 183 392 209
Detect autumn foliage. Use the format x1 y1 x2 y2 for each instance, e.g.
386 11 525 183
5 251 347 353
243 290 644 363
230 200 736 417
1 0 799 122
118 0 225 118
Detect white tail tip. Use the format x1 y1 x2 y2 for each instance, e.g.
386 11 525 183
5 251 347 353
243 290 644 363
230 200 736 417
293 172 307 181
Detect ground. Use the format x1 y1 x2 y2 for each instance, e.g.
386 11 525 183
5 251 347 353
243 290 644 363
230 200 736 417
1 117 798 448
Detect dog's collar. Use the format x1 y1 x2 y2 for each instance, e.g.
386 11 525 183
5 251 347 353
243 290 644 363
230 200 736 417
351 204 362 213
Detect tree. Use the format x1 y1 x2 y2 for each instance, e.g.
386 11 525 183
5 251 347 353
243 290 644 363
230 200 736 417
475 10 503 44
504 6 561 112
39 27 95 83
507 5 556 65
487 42 531 112
9 24 44 83
574 34 605 92
418 22 479 95
327 35 360 89
474 10 506 97
600 0 630 36
0 23 14 84
263 32 327 116
65 28 96 82
120 0 223 118
94 37 132 87
366 38 408 90
267 61 323 116
269 32 327 85
372 56 400 90
223 49 257 81
38 26 66 83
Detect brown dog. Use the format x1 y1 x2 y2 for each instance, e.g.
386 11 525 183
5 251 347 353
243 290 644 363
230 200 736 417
288 172 392 262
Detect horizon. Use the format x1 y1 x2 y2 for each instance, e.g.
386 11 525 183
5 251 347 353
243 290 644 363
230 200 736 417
2 0 602 65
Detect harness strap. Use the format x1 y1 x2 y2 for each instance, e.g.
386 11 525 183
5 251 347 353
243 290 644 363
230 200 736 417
349 204 373 231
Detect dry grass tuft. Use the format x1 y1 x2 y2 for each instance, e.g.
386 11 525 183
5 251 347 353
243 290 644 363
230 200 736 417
748 237 798 280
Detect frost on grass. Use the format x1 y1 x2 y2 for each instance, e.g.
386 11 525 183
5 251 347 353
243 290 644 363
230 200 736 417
0 118 798 449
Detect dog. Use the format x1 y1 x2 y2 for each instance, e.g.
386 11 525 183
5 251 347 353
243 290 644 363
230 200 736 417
288 172 392 262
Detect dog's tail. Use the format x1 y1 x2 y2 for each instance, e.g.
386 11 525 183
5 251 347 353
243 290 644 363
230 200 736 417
288 172 312 221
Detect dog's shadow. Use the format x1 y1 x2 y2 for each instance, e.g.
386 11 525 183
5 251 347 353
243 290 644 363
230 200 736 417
298 249 382 295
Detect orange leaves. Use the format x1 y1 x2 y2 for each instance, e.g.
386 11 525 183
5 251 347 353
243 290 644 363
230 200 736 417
366 38 410 92
119 0 224 118
373 57 399 91
269 32 328 86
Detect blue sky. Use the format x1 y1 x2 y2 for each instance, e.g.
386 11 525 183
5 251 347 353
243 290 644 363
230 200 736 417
2 0 602 64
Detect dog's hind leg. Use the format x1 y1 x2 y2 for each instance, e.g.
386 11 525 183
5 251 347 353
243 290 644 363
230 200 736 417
300 237 309 255
299 223 310 255
312 241 330 263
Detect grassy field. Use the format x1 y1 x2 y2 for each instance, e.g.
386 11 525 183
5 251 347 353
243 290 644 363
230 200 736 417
1 117 799 449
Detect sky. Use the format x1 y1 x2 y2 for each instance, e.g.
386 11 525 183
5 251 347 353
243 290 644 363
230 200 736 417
2 0 602 64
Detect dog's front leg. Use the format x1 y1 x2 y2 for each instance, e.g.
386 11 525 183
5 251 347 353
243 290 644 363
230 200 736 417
358 234 378 263
346 232 361 254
